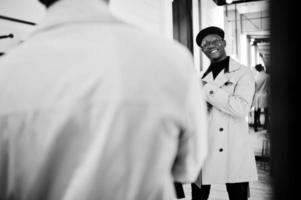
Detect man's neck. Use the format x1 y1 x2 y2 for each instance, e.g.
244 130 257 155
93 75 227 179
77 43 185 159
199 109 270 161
211 55 228 64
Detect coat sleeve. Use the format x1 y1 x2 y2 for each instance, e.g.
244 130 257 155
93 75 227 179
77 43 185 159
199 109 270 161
172 68 208 183
203 68 255 118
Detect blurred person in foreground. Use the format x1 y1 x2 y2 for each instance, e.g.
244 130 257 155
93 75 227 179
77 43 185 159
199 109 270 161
0 0 208 200
190 26 258 200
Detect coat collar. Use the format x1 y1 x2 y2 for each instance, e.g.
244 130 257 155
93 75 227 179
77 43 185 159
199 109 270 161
228 57 241 73
202 57 242 87
33 0 121 34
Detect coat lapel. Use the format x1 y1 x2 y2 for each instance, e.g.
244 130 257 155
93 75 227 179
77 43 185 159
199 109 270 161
228 58 241 73
202 71 214 83
213 70 229 88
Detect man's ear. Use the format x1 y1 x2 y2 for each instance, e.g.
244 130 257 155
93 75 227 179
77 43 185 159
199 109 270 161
222 39 226 47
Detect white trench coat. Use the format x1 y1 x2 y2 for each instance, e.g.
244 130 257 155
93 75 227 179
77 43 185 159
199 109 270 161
196 58 258 185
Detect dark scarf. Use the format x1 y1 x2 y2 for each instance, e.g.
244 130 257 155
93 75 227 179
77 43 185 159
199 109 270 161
202 56 230 79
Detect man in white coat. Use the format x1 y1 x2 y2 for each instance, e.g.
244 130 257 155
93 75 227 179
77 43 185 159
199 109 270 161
0 0 208 200
191 26 257 200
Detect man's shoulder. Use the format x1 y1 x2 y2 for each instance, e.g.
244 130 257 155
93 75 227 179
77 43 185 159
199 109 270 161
117 25 195 72
229 57 244 68
229 57 246 72
228 58 254 82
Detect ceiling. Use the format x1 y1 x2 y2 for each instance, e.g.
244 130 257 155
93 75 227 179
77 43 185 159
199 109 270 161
224 0 270 38
215 0 270 65
212 0 267 7
226 1 268 13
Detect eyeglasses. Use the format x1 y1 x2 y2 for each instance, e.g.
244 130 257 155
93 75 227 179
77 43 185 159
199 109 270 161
201 39 223 50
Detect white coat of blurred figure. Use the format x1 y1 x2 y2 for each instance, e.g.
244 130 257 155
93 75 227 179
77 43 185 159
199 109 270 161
0 0 208 200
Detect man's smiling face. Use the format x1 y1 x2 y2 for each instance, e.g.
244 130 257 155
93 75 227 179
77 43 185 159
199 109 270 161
201 34 227 63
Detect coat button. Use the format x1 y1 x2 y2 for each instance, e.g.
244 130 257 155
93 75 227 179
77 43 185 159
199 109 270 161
219 128 223 131
209 90 214 95
219 148 223 152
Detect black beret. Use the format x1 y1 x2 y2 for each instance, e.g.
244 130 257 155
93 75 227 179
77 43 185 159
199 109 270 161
196 26 225 47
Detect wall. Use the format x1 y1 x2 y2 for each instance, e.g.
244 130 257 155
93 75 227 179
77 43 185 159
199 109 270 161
1 0 202 73
199 0 224 71
240 34 248 66
110 0 203 73
192 0 201 73
0 0 45 53
1 0 173 53
110 0 173 39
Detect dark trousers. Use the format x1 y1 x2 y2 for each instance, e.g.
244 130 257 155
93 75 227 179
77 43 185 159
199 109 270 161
191 182 249 200
254 108 269 131
254 108 261 131
174 182 185 198
263 108 269 129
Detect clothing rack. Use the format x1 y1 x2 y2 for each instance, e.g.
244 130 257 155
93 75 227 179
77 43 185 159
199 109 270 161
0 15 36 26
0 33 14 39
